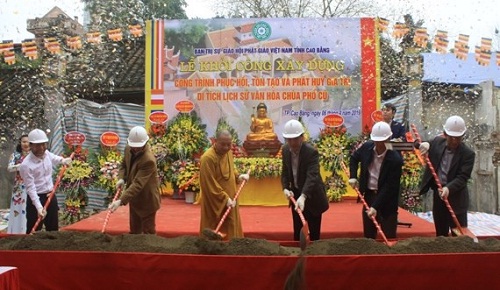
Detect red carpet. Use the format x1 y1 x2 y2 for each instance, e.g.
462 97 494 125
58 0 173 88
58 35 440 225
63 197 436 240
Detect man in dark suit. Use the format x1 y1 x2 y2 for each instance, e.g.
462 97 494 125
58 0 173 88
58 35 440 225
349 122 404 239
382 102 406 141
281 120 329 241
418 115 475 236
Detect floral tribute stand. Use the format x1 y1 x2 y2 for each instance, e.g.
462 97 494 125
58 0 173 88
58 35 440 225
149 110 208 203
58 131 94 224
314 115 357 202
94 131 122 207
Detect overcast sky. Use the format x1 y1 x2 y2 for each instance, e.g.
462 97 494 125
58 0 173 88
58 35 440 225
0 0 499 50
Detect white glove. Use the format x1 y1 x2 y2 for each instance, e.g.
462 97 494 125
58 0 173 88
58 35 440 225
440 186 449 200
238 174 250 182
226 198 236 208
283 189 293 199
419 142 430 155
295 194 306 212
108 200 121 212
348 178 358 188
62 157 73 166
8 164 21 172
366 207 377 218
116 179 125 189
37 207 47 218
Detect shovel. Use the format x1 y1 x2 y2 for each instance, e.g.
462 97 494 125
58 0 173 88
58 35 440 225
288 196 310 251
30 153 75 234
410 124 479 242
202 170 250 240
101 187 122 233
340 160 397 246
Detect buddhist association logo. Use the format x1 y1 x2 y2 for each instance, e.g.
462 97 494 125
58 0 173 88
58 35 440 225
252 21 271 41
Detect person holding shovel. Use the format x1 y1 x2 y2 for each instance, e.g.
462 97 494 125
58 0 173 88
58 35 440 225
281 120 329 241
416 115 475 237
108 126 161 234
349 122 404 239
199 130 249 240
19 129 73 233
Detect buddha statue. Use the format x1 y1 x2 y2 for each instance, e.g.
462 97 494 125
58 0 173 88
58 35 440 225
246 103 278 141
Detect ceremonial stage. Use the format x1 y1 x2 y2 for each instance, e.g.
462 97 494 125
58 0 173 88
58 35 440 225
2 198 500 290
63 197 437 240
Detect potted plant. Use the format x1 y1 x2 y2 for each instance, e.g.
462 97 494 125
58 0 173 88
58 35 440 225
175 159 200 203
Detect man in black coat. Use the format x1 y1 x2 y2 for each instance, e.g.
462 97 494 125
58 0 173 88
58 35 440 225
349 122 404 239
418 115 475 236
281 120 329 241
382 102 406 141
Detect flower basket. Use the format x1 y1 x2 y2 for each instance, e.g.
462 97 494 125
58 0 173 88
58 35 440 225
94 149 123 205
234 157 281 179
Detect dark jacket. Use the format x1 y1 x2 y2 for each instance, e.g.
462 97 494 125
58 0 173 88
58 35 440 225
349 140 404 217
281 142 329 216
419 136 475 214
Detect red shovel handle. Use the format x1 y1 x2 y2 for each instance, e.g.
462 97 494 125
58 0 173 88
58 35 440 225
101 187 123 233
213 170 251 234
410 124 465 234
30 152 75 234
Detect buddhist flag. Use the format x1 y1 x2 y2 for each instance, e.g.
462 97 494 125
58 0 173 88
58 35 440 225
3 50 15 65
107 28 123 42
392 22 409 39
0 41 14 55
129 24 143 37
454 45 469 61
480 37 492 52
497 51 500 66
475 46 482 62
413 27 428 48
457 34 469 47
377 17 390 32
478 50 491 66
433 30 448 53
44 37 61 54
21 40 38 60
67 36 82 50
86 32 102 44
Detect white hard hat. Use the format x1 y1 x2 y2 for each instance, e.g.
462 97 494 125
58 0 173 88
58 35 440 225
127 126 149 147
443 115 466 137
283 120 304 139
370 122 392 141
28 129 49 144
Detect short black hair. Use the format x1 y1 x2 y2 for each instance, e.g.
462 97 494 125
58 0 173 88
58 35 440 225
383 103 396 113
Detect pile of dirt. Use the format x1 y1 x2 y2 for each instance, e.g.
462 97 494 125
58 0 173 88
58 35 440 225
1 231 499 256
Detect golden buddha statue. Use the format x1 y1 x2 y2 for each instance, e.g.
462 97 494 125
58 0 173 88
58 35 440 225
246 103 278 141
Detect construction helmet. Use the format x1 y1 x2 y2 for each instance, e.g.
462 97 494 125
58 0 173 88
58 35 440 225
127 126 149 147
282 120 304 139
370 122 392 141
28 129 49 144
443 115 466 137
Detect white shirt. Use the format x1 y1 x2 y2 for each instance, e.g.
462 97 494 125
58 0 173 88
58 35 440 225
367 147 387 191
19 150 63 210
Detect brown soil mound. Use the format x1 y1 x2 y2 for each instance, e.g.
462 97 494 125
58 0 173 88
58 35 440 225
1 231 499 256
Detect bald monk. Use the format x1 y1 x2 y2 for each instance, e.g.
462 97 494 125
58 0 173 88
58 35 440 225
247 103 278 141
199 130 250 239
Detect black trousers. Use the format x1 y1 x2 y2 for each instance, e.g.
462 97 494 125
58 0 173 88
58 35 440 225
26 194 59 234
432 192 467 237
362 190 398 239
291 206 322 241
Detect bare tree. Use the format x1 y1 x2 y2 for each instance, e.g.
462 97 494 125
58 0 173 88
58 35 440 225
213 0 378 18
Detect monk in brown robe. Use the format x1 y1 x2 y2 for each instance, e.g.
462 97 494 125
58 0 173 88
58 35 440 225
199 130 249 239
246 103 278 141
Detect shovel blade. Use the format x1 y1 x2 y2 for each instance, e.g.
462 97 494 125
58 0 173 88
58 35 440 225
299 223 310 251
